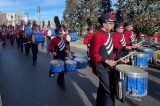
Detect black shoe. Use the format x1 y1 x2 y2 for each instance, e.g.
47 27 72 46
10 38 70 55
49 71 55 78
57 79 65 89
32 61 36 65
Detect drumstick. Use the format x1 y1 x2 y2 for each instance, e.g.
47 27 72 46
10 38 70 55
115 52 135 63
136 40 145 45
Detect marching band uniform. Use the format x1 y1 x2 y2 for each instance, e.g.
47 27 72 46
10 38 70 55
48 28 68 86
90 12 116 106
112 22 127 60
31 29 38 65
123 21 141 52
62 28 70 50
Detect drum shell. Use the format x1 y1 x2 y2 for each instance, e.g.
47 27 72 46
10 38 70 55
116 64 148 97
65 60 77 72
134 53 148 68
141 48 153 61
74 58 87 69
50 60 64 73
125 72 148 97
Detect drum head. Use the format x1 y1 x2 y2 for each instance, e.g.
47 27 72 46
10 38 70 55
136 53 148 57
116 64 148 78
74 58 84 63
116 64 144 74
50 60 64 65
65 60 77 64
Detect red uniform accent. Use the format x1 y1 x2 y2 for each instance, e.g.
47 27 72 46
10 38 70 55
83 33 93 45
90 30 113 75
123 29 134 46
153 33 160 42
112 32 124 58
62 34 67 41
48 36 67 59
44 30 48 36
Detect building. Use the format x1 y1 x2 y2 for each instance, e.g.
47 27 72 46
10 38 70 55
0 12 7 25
6 12 27 26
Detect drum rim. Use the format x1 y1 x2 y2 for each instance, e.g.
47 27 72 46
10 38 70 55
136 53 148 57
65 60 77 64
116 64 146 74
50 60 64 65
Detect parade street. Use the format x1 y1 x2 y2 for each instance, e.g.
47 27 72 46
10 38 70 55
0 42 160 106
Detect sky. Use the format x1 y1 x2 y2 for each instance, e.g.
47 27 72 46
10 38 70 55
0 0 117 21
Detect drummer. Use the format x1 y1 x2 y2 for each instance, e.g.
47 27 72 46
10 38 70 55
90 12 128 106
31 29 38 65
112 22 129 61
83 24 94 57
48 27 69 86
123 21 140 50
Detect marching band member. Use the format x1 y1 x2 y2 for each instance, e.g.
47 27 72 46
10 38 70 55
83 23 94 57
90 12 117 106
31 29 38 65
48 28 69 87
62 27 70 50
123 21 140 50
24 25 32 56
112 22 129 61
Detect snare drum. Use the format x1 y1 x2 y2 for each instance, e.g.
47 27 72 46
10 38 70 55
74 58 87 69
50 60 64 73
116 64 148 97
65 60 77 72
134 53 148 68
141 47 153 61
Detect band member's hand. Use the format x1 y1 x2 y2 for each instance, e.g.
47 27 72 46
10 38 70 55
132 44 137 49
105 60 116 67
126 46 132 50
119 57 130 64
52 52 57 56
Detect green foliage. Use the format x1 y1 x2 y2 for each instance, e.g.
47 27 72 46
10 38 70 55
63 0 102 35
114 0 160 36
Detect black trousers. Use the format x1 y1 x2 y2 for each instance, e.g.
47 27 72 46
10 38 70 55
16 37 20 49
25 43 30 55
96 63 116 106
31 43 38 62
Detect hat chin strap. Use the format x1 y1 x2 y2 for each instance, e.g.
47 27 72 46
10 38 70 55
101 27 110 33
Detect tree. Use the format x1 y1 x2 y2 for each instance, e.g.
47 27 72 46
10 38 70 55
101 0 112 13
114 0 160 36
63 0 102 35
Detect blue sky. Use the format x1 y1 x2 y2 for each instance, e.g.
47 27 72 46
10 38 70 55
0 0 117 21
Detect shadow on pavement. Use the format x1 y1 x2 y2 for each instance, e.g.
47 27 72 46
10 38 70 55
69 71 97 106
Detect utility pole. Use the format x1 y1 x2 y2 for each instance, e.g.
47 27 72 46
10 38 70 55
37 5 41 26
